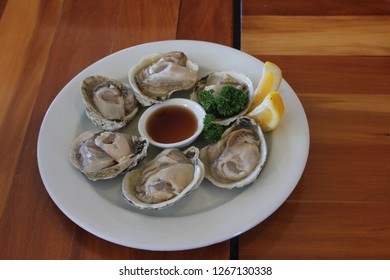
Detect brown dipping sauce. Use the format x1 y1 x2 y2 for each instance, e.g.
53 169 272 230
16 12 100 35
146 105 198 143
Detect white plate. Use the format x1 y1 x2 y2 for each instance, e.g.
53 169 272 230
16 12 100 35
37 40 310 251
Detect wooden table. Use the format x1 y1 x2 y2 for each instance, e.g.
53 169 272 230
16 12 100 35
0 0 389 260
240 0 390 259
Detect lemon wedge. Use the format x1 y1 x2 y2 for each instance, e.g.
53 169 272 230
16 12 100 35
248 61 282 112
246 91 285 132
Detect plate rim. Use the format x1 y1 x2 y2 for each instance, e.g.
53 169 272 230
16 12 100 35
37 39 310 251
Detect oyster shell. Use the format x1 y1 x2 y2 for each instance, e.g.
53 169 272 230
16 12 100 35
128 51 199 106
81 76 139 131
200 117 267 189
122 146 204 210
191 71 254 126
69 130 148 181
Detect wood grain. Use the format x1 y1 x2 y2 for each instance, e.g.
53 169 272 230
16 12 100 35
0 0 64 217
243 0 390 16
240 202 390 259
292 93 390 201
249 56 390 95
177 0 234 46
0 0 7 17
239 0 390 260
0 0 234 259
242 15 390 56
116 0 179 48
1 0 389 260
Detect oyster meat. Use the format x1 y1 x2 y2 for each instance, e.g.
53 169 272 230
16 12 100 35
122 146 204 210
191 71 254 126
81 76 139 131
200 117 267 189
128 51 199 106
69 131 148 181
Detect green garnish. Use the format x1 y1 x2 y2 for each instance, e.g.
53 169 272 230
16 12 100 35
198 89 216 114
203 114 225 143
215 85 249 117
199 85 248 143
198 85 248 118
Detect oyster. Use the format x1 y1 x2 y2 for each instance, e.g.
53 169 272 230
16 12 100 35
122 146 204 210
81 76 139 131
191 71 254 126
128 51 199 106
69 130 148 181
200 117 267 189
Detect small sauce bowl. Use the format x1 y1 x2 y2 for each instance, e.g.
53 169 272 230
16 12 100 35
138 98 206 149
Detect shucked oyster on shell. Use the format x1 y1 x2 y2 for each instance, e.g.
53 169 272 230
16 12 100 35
200 116 267 189
122 146 205 210
69 130 148 181
81 76 139 131
128 51 199 106
190 71 254 126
